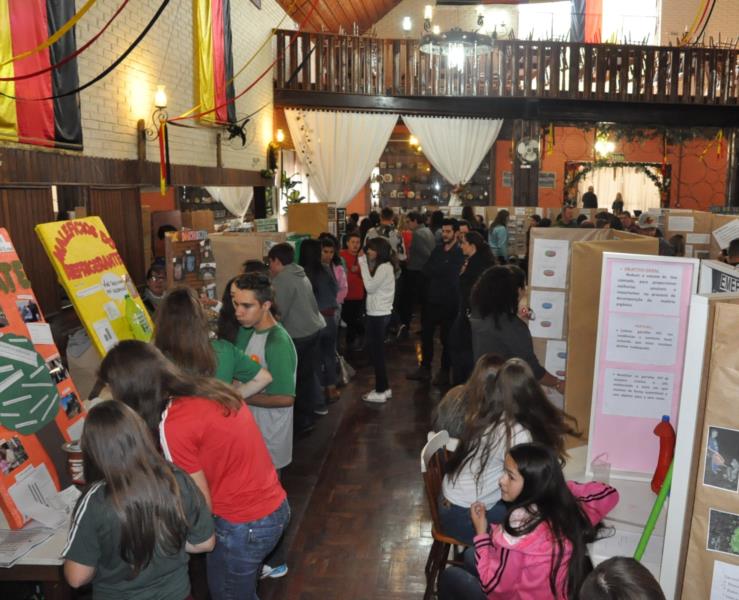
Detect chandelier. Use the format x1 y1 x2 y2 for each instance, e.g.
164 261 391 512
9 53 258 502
417 5 494 70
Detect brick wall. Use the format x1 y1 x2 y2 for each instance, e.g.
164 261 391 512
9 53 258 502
75 0 295 169
660 0 739 45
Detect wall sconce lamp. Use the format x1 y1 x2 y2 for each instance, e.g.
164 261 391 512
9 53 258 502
424 5 433 32
142 84 169 140
276 128 285 144
402 16 412 32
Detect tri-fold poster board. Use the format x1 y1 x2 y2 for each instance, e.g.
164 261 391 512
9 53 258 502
0 229 85 529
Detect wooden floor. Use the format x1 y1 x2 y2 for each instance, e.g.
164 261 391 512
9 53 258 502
259 334 443 600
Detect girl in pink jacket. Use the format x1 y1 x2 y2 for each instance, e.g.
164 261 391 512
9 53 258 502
439 442 619 600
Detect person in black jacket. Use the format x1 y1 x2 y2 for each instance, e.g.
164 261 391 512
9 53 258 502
449 232 496 385
407 219 464 386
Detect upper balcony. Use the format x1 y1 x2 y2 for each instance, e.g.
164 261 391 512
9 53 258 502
274 30 739 127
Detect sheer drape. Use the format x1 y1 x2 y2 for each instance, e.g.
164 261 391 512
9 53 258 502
205 186 253 217
576 166 661 214
284 109 398 207
401 115 503 189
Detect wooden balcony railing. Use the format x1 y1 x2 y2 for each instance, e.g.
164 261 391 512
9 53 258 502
274 30 739 106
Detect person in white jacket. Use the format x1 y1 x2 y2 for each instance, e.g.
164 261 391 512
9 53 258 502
358 237 396 403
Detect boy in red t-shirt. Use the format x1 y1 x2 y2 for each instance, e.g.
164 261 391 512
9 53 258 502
340 231 365 351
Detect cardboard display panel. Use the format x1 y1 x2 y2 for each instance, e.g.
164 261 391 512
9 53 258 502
681 302 739 599
35 217 153 357
709 214 739 259
0 229 85 528
209 232 287 299
164 230 217 302
287 203 329 238
567 236 658 440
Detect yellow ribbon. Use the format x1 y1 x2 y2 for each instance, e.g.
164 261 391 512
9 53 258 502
173 4 294 120
0 0 98 67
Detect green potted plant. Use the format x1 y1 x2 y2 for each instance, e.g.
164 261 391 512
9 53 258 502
281 170 305 207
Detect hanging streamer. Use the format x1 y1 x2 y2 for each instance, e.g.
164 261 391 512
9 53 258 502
1 0 170 102
0 0 97 67
0 0 131 83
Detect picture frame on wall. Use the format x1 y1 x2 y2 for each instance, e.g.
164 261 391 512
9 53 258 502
250 0 261 8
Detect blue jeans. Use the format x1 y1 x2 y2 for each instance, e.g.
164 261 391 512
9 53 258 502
438 549 485 600
437 495 507 545
207 499 290 600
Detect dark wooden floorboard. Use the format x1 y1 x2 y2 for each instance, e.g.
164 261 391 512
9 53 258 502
260 336 444 600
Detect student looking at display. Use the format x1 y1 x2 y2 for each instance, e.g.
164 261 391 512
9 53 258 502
142 263 167 316
438 358 579 545
62 400 215 597
98 341 289 600
154 286 272 398
470 266 562 392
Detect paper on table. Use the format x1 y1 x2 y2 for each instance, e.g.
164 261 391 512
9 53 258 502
531 239 570 289
545 340 567 379
25 323 54 346
713 219 739 250
710 560 739 600
0 527 54 568
592 528 664 567
8 464 59 522
668 216 694 232
528 290 565 339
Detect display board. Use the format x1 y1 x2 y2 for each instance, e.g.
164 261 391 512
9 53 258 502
164 230 217 302
36 217 153 357
566 235 658 441
679 302 739 599
698 260 739 294
587 253 698 476
0 229 85 528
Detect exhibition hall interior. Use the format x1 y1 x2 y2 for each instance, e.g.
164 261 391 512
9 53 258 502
0 0 738 599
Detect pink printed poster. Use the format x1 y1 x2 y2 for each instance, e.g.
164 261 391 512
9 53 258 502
587 253 698 476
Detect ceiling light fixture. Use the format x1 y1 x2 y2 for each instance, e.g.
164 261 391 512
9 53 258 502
419 6 493 71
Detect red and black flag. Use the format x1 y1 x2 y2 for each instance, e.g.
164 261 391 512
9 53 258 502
194 0 236 125
570 0 602 43
0 0 82 148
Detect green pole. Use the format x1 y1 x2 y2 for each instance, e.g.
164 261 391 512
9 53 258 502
634 461 673 561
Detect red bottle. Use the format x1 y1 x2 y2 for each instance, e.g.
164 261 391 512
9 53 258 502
651 415 676 494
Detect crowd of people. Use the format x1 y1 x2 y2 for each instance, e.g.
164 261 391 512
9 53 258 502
60 204 668 600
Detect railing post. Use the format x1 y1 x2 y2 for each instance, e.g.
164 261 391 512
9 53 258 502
276 30 286 89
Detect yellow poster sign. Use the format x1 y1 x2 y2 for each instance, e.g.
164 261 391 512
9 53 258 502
35 217 153 356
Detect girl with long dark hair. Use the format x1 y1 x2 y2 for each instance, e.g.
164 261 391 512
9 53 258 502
358 236 396 403
300 238 339 411
488 209 509 263
154 286 272 397
439 443 618 600
439 358 580 544
470 266 562 391
450 231 497 384
62 400 214 597
98 341 289 600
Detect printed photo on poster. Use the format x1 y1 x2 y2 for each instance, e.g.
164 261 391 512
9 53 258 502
707 508 739 557
16 299 40 323
45 356 69 385
0 437 29 475
704 426 739 493
59 391 82 419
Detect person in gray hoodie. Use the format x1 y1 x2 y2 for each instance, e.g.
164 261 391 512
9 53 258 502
268 243 326 435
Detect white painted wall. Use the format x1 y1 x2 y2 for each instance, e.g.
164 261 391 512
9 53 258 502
74 0 295 168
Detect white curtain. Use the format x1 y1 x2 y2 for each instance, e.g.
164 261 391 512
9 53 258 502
284 109 398 207
205 186 253 217
401 115 503 188
576 166 661 214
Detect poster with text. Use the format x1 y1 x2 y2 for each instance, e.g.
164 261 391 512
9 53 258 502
587 253 698 475
0 229 84 528
35 217 153 357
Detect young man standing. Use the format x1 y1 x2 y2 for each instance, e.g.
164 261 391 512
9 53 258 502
268 243 325 435
230 273 297 579
400 211 435 336
408 218 464 386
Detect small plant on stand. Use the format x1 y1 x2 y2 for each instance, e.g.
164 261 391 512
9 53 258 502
281 170 305 212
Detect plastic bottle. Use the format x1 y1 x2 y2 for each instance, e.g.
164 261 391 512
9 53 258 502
124 293 153 342
651 415 676 494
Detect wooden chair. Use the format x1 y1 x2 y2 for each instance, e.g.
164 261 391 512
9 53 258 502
421 430 470 600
